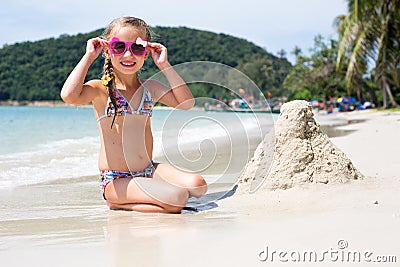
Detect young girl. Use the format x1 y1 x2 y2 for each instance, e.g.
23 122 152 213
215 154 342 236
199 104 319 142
61 16 207 213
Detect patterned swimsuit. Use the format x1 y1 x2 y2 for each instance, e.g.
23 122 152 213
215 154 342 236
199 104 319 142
96 86 153 122
97 83 155 198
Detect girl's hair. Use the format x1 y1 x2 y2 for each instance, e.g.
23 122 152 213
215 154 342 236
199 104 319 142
101 16 153 128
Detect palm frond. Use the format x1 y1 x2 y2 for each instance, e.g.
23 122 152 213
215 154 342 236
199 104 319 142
345 29 368 92
336 14 356 69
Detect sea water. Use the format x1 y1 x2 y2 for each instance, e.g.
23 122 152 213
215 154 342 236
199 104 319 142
0 106 276 190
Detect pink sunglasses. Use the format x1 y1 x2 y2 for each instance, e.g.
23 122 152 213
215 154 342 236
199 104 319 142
109 37 147 56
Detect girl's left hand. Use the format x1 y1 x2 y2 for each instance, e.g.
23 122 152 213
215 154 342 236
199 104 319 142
147 42 170 69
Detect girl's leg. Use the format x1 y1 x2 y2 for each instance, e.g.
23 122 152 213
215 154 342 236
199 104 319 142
153 163 208 198
104 177 189 213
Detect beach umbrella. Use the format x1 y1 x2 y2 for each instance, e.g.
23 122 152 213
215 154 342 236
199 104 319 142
310 100 319 107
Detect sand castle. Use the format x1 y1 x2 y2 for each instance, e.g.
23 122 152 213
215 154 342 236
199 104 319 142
238 100 364 192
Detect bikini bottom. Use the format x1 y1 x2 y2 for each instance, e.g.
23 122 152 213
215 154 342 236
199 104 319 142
99 161 154 199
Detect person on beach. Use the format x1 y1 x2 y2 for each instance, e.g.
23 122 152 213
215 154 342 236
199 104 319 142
61 16 207 213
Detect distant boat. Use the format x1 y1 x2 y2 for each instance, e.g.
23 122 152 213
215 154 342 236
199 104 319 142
204 104 280 114
222 108 279 114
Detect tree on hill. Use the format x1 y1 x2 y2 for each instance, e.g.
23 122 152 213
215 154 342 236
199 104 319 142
284 35 348 101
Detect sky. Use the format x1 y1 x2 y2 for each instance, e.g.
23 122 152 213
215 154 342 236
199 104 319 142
1 0 347 63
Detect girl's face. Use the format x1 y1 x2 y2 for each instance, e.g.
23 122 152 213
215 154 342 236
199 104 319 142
107 26 149 76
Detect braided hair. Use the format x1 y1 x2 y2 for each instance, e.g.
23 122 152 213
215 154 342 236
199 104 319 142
102 57 118 128
101 16 153 128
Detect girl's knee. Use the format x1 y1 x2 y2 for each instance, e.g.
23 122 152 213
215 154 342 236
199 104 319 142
171 187 189 206
188 174 206 187
183 174 207 197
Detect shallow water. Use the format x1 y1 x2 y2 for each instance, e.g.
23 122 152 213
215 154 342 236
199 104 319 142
0 106 276 189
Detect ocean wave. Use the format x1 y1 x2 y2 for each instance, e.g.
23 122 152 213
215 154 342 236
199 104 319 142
0 136 99 189
152 114 274 158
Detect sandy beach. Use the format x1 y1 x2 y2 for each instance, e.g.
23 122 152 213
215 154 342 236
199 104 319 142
1 107 399 267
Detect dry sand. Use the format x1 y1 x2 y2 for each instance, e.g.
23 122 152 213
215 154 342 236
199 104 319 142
217 104 400 266
1 104 400 267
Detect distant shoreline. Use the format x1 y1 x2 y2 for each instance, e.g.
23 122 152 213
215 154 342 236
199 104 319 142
0 100 180 110
0 100 90 108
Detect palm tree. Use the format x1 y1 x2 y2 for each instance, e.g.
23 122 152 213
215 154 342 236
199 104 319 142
291 45 302 62
336 0 399 108
277 49 287 59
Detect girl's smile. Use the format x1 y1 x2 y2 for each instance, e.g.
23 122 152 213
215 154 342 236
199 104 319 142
120 60 137 68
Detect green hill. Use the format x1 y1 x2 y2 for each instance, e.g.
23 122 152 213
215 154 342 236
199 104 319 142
0 26 291 101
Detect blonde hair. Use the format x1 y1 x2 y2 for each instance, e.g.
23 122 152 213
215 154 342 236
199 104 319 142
101 17 153 128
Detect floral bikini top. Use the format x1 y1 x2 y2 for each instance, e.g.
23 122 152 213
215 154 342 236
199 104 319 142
97 85 154 122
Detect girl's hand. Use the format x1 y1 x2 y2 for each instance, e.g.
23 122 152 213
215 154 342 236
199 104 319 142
86 37 108 61
147 42 170 69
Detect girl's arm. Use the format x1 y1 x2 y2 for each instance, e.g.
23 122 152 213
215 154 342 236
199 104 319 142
61 38 108 105
147 42 195 110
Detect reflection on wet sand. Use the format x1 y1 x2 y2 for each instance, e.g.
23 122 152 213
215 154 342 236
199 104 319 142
104 194 238 267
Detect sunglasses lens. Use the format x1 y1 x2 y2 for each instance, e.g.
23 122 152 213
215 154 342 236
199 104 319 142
131 44 146 55
111 42 126 54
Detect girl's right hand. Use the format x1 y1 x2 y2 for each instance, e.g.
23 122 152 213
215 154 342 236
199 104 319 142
86 37 108 60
